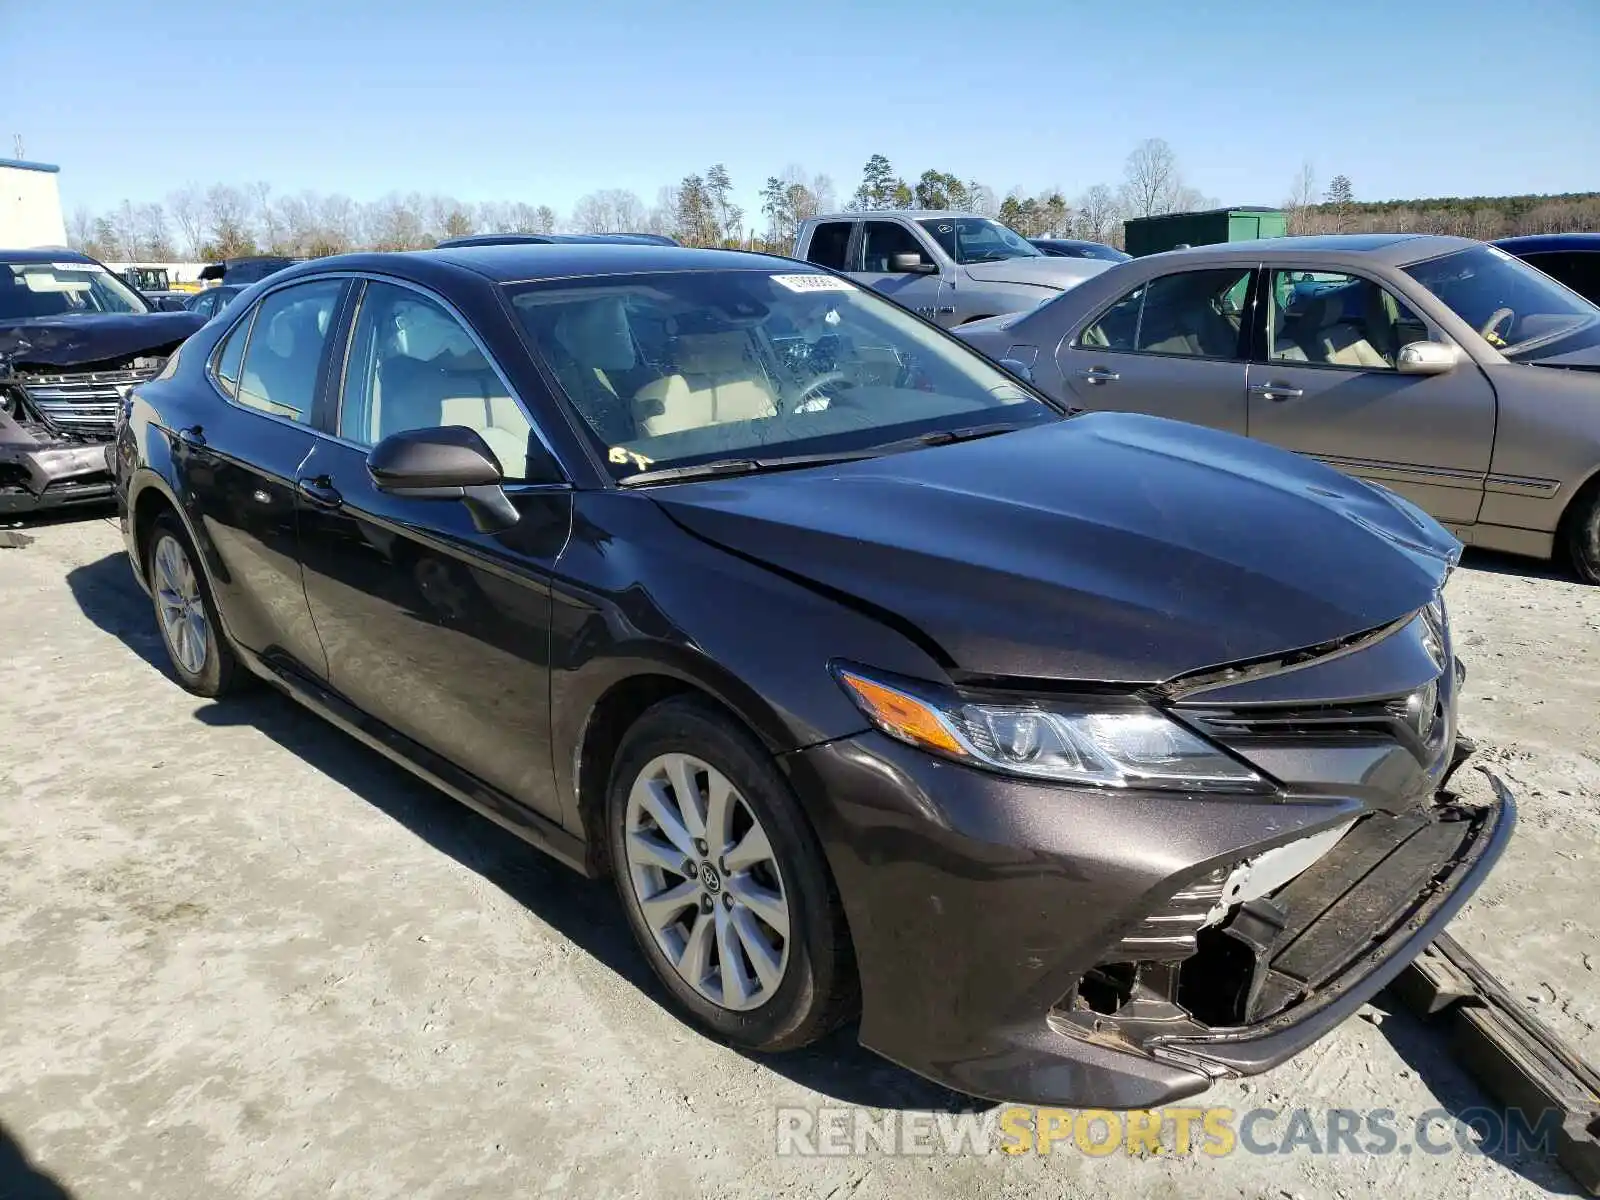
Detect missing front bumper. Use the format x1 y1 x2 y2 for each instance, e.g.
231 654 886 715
1053 752 1513 1087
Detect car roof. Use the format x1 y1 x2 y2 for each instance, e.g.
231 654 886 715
1149 232 1479 266
810 210 987 222
1493 233 1600 254
0 247 98 264
271 243 805 286
436 232 678 248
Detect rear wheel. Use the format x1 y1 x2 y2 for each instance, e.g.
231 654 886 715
606 697 856 1051
1564 486 1600 585
146 513 243 696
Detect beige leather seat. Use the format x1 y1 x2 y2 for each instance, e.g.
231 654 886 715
633 332 778 437
377 353 531 477
1286 295 1389 368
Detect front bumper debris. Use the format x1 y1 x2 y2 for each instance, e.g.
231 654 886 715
1394 933 1600 1196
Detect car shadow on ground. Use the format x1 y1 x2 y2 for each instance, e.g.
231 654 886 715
0 1122 73 1200
1368 990 1581 1194
64 552 985 1115
1460 546 1572 582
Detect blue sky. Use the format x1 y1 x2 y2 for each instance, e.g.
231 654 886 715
3 0 1597 225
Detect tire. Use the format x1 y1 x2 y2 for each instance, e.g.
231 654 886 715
605 696 857 1052
1564 485 1600 585
145 512 244 697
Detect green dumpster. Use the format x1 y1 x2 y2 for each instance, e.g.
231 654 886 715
1123 207 1288 257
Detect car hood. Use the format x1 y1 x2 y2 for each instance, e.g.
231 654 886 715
1526 340 1600 371
960 256 1111 291
652 413 1460 684
0 311 206 370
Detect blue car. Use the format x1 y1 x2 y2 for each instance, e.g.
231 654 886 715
1493 233 1600 305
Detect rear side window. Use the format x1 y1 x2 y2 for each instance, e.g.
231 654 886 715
211 314 250 397
233 280 345 422
1078 268 1252 360
805 222 853 270
1525 252 1600 302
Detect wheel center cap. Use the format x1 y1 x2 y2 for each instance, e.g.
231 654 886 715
699 862 722 894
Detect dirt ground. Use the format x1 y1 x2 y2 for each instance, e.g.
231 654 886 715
1 512 1595 1199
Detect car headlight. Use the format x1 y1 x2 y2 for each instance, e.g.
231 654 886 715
833 665 1269 792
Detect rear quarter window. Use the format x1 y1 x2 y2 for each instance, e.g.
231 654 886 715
211 314 251 398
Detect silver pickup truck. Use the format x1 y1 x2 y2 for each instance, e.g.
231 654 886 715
792 211 1111 327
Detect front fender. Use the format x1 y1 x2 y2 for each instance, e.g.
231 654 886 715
546 491 951 835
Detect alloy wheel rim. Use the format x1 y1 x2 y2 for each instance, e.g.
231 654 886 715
623 752 790 1011
153 534 209 676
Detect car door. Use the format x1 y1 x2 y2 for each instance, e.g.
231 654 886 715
856 219 953 324
1244 266 1495 527
292 277 574 824
1053 264 1255 434
177 279 349 679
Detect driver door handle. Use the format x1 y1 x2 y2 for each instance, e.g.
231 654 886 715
1077 368 1120 384
1249 382 1304 401
176 425 206 448
296 476 343 509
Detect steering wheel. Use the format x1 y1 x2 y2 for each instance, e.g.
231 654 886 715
792 370 851 412
1480 307 1515 345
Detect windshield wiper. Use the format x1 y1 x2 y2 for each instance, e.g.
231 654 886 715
618 449 883 487
616 423 1031 488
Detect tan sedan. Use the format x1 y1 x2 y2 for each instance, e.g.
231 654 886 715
956 234 1600 581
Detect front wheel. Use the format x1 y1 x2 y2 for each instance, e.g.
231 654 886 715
1565 487 1600 584
146 513 244 696
606 697 857 1051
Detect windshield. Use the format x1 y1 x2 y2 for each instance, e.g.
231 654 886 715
918 218 1042 265
506 269 1058 480
1402 244 1597 357
0 259 149 319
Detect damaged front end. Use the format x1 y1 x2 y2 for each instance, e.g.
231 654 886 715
0 341 183 516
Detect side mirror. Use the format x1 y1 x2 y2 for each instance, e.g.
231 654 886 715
367 425 518 532
1396 341 1457 376
997 357 1034 383
889 252 937 275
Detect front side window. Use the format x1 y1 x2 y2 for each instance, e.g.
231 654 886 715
917 217 1041 264
234 280 344 422
506 269 1057 480
1402 244 1598 358
339 282 535 479
0 259 149 318
1077 268 1252 359
804 222 853 271
1266 270 1427 369
861 221 930 272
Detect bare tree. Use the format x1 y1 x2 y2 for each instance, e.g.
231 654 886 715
204 184 256 258
246 181 280 252
66 207 97 253
1120 138 1181 219
1074 183 1120 244
572 189 647 233
166 184 206 259
1285 161 1319 234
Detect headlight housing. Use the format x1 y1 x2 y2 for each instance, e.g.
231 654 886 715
833 665 1270 793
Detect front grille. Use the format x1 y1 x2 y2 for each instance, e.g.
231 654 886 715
22 368 155 434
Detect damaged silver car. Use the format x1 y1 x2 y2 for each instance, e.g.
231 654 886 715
1 249 204 516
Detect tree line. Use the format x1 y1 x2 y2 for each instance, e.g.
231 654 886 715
64 138 1600 264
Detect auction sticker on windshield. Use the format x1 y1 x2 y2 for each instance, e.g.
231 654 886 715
771 274 856 293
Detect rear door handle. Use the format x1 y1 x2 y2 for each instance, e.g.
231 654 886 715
1077 368 1121 385
1249 382 1304 401
296 476 343 509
